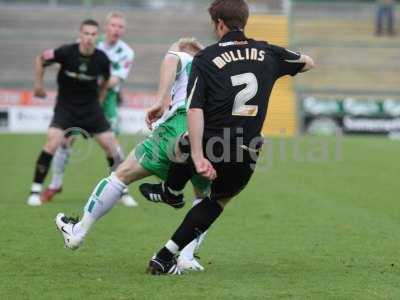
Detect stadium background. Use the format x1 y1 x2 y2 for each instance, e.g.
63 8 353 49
2 0 398 136
1 0 400 299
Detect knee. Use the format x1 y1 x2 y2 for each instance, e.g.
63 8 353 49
43 138 60 154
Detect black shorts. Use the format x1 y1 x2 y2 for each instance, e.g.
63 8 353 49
50 105 111 136
208 150 259 200
178 134 260 200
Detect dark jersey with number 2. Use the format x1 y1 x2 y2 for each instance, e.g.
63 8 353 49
187 31 305 146
43 43 110 111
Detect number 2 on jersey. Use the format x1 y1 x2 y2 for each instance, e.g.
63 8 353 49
231 72 258 117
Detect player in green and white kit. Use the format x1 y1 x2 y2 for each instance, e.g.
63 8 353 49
55 38 210 271
42 12 137 207
135 46 205 189
96 18 134 134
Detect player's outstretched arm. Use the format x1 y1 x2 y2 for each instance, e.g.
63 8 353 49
275 46 315 77
299 54 315 73
146 53 179 129
33 54 47 98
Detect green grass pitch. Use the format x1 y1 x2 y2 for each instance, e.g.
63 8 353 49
1 134 399 299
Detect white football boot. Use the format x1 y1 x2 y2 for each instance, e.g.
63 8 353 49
120 189 138 207
177 255 205 271
27 193 42 206
55 213 83 250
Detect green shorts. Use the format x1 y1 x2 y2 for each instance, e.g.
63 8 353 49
102 90 119 134
134 108 210 195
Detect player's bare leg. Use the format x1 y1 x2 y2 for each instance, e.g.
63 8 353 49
27 127 65 206
55 152 150 249
95 131 138 207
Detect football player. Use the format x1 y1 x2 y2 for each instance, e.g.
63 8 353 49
42 12 137 207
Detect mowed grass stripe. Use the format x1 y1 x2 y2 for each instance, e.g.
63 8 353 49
0 134 399 299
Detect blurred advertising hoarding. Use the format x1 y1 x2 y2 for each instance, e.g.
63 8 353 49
0 89 156 133
302 96 400 136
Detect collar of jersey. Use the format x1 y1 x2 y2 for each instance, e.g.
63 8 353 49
220 30 246 42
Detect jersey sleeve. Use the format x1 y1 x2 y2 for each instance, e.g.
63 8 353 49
167 51 182 74
186 57 206 110
112 48 134 81
271 45 305 77
42 45 69 66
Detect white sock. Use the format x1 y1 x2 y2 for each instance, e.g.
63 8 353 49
73 172 126 237
179 238 197 259
31 183 42 193
49 146 70 189
192 198 202 206
195 230 207 253
165 240 179 255
180 198 208 259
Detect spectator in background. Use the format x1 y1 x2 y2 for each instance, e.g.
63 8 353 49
375 0 396 36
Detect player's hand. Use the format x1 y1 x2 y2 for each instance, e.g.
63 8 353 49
34 85 47 98
193 156 217 181
145 103 165 130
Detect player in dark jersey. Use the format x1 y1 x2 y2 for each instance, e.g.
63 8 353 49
27 19 123 206
143 0 315 275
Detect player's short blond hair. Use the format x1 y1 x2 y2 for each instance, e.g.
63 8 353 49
177 37 204 54
106 11 126 24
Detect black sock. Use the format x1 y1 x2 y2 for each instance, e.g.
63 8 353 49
157 197 223 261
107 156 114 169
165 162 194 191
33 151 53 184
